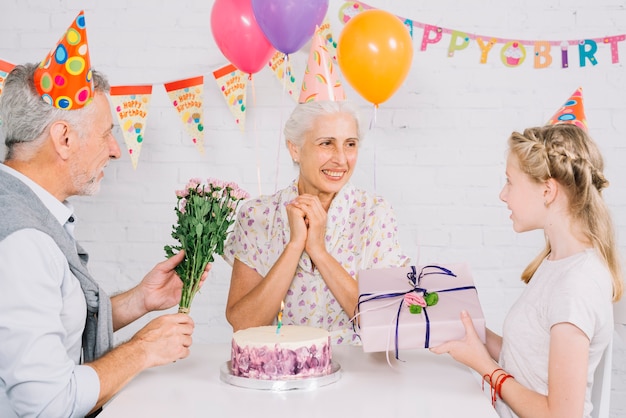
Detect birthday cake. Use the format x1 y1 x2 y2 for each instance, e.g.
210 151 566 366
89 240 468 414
230 325 332 380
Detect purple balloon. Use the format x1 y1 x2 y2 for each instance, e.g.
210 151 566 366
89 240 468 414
251 0 329 55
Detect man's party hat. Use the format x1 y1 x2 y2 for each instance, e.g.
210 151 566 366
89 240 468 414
33 10 94 110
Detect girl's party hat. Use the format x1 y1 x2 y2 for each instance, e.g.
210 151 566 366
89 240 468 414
33 10 93 110
546 87 588 132
299 26 346 103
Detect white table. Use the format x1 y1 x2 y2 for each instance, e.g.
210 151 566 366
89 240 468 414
100 343 499 418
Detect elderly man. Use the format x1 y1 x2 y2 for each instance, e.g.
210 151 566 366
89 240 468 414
0 13 207 417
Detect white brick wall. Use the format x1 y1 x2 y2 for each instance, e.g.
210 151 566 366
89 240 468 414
1 0 625 416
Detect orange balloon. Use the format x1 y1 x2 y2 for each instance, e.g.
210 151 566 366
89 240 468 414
337 10 413 106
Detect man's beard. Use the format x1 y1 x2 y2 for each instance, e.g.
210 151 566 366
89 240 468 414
69 159 102 196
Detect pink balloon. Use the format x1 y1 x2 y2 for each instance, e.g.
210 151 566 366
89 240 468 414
210 0 275 74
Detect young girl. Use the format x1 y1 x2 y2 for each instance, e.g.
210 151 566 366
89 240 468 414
431 124 623 417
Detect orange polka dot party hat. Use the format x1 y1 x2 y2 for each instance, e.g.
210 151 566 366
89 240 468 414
546 87 588 132
33 10 93 110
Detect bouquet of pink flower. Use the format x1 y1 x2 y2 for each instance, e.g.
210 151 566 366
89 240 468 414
165 177 249 313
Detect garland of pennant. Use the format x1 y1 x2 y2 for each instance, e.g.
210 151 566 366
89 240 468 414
1 1 623 169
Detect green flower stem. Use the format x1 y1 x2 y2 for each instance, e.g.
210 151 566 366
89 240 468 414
165 181 248 314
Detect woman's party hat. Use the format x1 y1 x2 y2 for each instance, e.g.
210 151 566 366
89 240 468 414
33 10 93 110
546 87 588 132
299 26 346 103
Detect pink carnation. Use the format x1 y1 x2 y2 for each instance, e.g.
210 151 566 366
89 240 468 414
185 178 202 191
404 292 426 308
207 177 226 189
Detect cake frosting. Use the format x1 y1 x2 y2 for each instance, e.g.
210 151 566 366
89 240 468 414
231 325 332 380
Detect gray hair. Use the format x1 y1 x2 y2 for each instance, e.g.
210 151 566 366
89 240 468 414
283 100 363 148
0 63 110 160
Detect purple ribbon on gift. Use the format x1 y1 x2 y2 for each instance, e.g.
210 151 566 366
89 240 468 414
355 265 477 359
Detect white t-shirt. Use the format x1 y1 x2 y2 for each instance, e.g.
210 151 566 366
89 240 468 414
497 249 614 418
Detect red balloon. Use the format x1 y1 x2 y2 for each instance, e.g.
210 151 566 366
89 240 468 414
211 0 275 74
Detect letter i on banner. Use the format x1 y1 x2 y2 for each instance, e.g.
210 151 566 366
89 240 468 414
267 52 298 102
213 64 248 131
163 76 205 153
0 60 16 125
109 85 153 169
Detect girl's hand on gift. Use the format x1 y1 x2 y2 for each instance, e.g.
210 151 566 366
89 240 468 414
429 310 497 375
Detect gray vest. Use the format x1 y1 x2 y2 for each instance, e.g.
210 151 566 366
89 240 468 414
0 169 113 363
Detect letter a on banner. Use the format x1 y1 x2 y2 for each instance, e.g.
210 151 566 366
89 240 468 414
164 76 205 153
213 64 248 131
109 85 153 169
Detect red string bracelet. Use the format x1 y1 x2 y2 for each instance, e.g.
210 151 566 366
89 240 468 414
482 368 503 391
491 373 506 406
496 374 514 402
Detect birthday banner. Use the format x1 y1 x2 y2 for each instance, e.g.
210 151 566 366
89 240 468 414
0 60 15 97
268 51 299 102
213 64 248 131
0 60 15 125
164 76 206 154
109 85 153 169
340 1 625 68
2 3 623 169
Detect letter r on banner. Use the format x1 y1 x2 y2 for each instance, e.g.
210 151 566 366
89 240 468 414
579 40 598 67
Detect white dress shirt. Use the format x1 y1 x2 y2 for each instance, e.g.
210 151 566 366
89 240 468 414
0 164 100 417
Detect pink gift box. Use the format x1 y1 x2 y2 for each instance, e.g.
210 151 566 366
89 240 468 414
356 263 486 353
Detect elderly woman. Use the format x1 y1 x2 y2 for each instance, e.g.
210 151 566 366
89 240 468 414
223 100 409 344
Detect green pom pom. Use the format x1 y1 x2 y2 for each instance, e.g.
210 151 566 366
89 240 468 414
409 304 422 314
425 292 439 306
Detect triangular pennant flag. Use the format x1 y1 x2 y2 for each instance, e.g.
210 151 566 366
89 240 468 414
0 60 16 126
213 64 248 131
318 17 338 62
547 87 588 132
268 51 298 102
164 76 205 153
33 10 94 110
0 59 16 98
109 85 153 169
299 26 346 103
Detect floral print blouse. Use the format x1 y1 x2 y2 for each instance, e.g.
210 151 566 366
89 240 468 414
223 179 409 344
